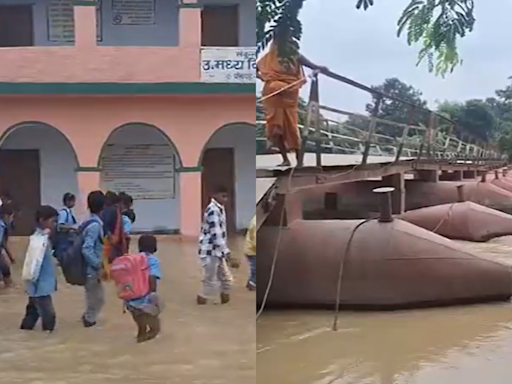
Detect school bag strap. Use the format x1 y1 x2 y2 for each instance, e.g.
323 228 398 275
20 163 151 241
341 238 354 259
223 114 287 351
78 218 103 242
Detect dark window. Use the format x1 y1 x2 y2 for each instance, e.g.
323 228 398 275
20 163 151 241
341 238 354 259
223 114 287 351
201 5 239 47
0 5 34 47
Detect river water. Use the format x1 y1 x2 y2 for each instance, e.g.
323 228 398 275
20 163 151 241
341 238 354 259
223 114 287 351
257 236 512 384
0 236 255 384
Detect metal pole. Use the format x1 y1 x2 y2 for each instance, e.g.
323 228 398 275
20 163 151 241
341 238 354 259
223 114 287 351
361 96 382 166
373 186 395 223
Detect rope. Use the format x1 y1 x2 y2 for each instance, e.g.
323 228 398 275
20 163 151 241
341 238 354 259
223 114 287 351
430 180 483 234
257 77 307 102
332 218 376 331
257 71 318 103
256 166 297 320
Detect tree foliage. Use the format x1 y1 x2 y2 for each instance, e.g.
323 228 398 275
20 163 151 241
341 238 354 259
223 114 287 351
366 77 428 126
436 99 496 142
256 0 476 76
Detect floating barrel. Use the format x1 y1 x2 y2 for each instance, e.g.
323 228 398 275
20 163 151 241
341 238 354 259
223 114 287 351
406 180 512 212
491 170 512 193
258 189 512 310
400 185 512 242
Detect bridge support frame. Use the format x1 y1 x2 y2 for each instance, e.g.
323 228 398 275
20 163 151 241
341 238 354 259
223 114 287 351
382 173 405 214
415 170 438 183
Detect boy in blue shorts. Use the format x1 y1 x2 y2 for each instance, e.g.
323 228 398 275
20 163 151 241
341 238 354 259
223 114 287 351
125 234 162 343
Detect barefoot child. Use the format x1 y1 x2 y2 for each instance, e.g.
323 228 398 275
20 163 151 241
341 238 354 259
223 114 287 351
20 205 58 332
0 204 15 288
118 234 162 343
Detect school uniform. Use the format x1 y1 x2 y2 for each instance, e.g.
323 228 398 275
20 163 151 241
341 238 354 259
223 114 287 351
125 252 162 341
81 213 105 326
20 228 57 332
0 219 11 280
122 213 132 251
58 207 77 227
198 199 233 299
55 207 78 257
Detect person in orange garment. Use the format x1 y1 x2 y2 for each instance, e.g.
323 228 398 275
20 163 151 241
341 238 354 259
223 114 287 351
257 28 328 167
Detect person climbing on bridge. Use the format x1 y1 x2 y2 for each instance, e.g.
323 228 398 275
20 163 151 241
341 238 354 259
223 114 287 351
257 27 328 167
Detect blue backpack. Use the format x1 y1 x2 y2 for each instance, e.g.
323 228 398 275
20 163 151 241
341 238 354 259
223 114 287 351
57 219 98 286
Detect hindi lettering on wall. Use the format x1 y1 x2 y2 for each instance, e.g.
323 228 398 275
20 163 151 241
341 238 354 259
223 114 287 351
48 0 102 42
100 143 175 200
201 47 256 83
112 0 156 25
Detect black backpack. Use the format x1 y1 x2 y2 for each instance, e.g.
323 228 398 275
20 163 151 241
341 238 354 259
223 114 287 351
57 219 98 286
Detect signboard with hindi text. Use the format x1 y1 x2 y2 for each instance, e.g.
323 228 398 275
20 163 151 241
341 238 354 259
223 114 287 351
111 0 155 25
47 0 102 42
100 143 176 200
201 47 256 83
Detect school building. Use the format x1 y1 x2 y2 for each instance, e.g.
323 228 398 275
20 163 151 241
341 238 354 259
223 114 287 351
0 0 256 237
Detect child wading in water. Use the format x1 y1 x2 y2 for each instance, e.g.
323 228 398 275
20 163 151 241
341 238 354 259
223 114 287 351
197 185 233 305
82 191 106 328
20 205 59 332
0 204 15 288
121 235 162 343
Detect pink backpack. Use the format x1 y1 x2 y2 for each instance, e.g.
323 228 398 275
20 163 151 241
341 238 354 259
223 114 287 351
110 253 150 300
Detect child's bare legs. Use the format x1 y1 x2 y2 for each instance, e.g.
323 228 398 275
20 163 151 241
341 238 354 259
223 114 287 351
131 310 148 342
145 315 160 341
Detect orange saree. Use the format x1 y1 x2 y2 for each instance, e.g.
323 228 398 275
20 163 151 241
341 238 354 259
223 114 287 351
257 43 307 150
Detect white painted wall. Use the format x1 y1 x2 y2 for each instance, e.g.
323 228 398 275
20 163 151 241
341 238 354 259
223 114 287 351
204 123 255 229
100 124 180 233
1 123 79 208
0 0 254 47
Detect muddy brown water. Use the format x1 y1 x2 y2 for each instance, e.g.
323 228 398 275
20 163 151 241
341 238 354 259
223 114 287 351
0 236 255 384
257 237 512 384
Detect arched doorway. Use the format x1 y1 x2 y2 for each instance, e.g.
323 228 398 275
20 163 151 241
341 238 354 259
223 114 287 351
0 122 79 235
98 123 181 233
200 122 255 233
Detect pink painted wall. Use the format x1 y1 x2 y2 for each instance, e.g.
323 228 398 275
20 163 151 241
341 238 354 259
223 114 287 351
0 94 255 236
0 5 202 83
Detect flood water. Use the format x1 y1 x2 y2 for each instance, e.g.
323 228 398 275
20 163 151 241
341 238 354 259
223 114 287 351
0 236 255 384
257 236 512 384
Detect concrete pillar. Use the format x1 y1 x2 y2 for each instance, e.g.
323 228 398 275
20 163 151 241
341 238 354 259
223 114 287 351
451 171 463 181
462 170 476 179
179 1 202 48
180 172 202 238
382 173 405 214
439 171 450 181
75 168 100 219
416 170 438 182
73 0 98 47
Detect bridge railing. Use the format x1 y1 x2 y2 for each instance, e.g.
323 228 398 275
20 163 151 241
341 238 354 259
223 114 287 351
256 69 505 167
